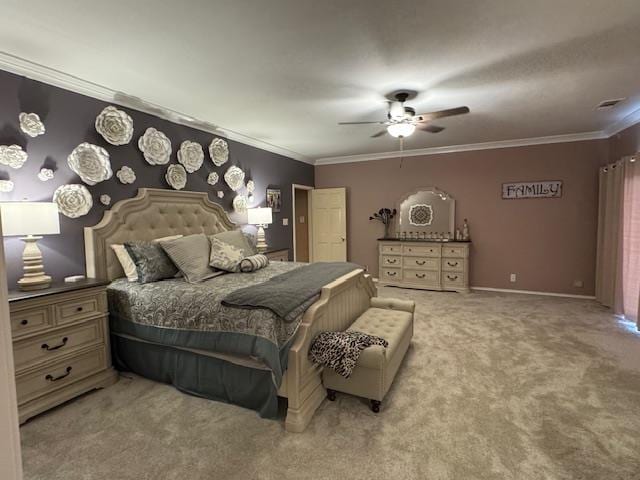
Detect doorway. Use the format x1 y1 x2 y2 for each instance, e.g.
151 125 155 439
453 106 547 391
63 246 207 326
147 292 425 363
292 184 312 262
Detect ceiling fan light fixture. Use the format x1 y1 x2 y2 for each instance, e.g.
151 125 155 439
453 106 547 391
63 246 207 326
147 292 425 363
387 123 416 138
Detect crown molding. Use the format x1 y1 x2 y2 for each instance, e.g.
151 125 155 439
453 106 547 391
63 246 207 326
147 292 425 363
314 131 607 165
0 51 313 165
604 106 640 137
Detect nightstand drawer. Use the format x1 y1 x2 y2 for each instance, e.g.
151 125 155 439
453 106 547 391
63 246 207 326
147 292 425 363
13 317 105 373
54 293 102 325
11 306 53 339
16 346 107 405
442 258 464 272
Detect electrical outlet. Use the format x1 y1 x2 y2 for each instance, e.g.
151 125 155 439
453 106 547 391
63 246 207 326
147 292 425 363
299 216 305 224
510 273 517 283
282 218 289 226
364 265 369 272
573 280 584 288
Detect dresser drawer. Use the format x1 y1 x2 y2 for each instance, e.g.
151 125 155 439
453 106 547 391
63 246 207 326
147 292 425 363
16 346 107 405
403 257 439 270
380 255 401 267
54 292 103 326
380 244 402 255
442 245 467 258
380 268 401 281
442 258 465 272
402 245 441 257
403 269 440 286
443 272 465 288
13 317 105 373
11 306 53 339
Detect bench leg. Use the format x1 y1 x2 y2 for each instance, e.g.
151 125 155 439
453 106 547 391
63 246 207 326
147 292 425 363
327 389 337 401
370 400 381 413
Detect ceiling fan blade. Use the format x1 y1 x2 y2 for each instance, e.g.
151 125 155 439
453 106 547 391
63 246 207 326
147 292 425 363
371 130 388 138
414 106 470 122
418 124 445 133
338 121 385 125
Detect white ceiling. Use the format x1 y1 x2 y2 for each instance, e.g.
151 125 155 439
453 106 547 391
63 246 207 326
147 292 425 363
1 0 639 162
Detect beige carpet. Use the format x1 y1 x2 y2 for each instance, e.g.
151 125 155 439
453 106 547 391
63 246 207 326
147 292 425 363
20 288 640 480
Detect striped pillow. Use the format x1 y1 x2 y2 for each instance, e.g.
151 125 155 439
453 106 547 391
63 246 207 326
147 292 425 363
239 254 270 273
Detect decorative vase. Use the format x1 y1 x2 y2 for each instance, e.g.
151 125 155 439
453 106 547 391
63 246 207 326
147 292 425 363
384 223 392 239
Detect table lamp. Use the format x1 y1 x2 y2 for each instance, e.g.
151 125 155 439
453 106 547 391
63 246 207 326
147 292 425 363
247 207 272 253
0 202 60 291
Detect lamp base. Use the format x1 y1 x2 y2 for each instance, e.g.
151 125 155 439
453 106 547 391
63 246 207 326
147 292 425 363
18 235 52 291
256 225 268 253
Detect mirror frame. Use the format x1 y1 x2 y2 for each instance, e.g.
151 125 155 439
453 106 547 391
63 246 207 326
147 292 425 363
396 186 456 235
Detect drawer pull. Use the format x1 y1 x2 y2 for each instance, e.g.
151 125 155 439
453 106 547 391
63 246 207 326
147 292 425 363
415 273 426 279
76 306 84 312
447 261 458 267
20 319 28 326
45 366 72 382
41 337 69 351
386 258 397 264
387 271 397 277
415 260 426 266
407 248 412 252
447 274 458 281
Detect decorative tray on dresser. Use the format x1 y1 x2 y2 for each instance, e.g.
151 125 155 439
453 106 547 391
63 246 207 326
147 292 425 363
378 239 471 293
8 279 118 423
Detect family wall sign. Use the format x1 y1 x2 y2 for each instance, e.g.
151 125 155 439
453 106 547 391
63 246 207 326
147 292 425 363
502 180 563 199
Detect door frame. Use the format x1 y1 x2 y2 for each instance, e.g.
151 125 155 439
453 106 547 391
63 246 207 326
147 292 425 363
0 216 24 479
291 184 313 262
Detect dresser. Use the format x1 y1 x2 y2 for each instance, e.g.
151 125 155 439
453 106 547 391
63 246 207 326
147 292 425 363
378 240 471 293
9 279 118 423
264 248 289 262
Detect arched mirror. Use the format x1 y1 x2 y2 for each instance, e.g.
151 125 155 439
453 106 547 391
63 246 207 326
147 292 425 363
397 187 455 235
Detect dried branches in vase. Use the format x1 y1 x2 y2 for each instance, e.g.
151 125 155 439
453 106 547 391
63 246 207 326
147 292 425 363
369 208 397 238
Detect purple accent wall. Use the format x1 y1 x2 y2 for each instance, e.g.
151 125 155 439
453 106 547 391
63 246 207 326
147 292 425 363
0 70 313 286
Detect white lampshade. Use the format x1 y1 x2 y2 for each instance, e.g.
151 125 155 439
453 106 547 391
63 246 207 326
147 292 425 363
0 202 61 236
247 207 273 226
387 123 416 138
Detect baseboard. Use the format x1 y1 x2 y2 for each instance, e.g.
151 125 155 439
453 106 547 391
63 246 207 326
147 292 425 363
470 286 596 300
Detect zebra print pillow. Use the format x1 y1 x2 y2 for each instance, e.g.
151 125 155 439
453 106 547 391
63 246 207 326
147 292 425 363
239 254 269 273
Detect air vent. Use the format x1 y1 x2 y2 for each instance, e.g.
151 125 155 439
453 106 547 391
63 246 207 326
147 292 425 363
597 98 625 109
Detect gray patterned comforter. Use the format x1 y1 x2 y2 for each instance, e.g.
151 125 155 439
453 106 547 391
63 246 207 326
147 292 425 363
108 261 316 386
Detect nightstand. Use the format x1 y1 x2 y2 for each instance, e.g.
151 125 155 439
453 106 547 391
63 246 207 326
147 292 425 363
9 279 118 423
264 248 289 262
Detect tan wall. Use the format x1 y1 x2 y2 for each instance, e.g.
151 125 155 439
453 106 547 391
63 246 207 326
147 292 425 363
609 122 640 160
315 139 610 295
294 189 310 262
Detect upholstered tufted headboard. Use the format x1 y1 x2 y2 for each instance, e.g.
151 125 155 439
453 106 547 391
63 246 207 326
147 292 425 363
84 188 236 281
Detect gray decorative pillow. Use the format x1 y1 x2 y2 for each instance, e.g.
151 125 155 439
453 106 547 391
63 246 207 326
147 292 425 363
160 234 221 284
242 231 259 255
239 254 269 273
209 237 244 272
124 241 179 284
212 230 255 257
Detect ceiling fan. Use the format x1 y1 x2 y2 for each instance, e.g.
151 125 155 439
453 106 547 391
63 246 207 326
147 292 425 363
338 92 470 138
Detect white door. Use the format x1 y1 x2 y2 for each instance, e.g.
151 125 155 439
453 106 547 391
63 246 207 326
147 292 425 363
311 188 347 262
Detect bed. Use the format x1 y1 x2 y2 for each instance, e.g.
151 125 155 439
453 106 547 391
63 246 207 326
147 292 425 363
84 188 376 432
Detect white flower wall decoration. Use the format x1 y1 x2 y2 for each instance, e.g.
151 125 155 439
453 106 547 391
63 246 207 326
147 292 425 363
177 140 204 173
0 145 28 169
53 184 93 218
67 143 113 185
138 128 172 165
209 138 229 166
165 164 187 190
224 165 245 191
19 113 46 137
100 194 111 206
233 194 248 213
116 166 136 184
207 172 219 186
38 168 54 182
95 106 134 145
0 180 14 193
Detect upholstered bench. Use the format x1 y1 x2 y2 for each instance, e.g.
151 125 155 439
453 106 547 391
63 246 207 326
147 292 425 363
322 297 415 412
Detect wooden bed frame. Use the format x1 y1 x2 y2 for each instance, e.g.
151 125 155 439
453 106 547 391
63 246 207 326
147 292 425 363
84 188 376 432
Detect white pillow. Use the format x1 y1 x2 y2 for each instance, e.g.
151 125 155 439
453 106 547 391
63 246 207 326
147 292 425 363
111 235 183 282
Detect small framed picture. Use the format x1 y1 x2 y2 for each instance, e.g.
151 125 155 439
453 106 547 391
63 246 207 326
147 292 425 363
266 188 282 213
